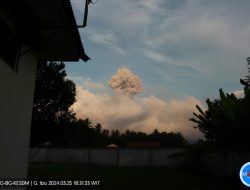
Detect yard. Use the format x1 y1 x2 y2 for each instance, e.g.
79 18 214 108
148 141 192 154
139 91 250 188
28 162 237 190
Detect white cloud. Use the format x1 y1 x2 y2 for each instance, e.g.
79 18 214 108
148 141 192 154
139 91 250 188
87 31 126 55
83 80 104 90
72 86 203 141
88 32 117 46
73 0 249 80
147 0 250 55
73 0 152 33
232 90 244 98
142 0 250 81
70 0 249 115
67 76 104 90
144 50 174 65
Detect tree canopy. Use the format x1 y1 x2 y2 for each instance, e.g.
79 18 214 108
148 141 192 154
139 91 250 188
30 61 76 146
190 57 250 150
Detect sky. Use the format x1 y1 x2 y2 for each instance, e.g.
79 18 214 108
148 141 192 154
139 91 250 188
66 0 250 141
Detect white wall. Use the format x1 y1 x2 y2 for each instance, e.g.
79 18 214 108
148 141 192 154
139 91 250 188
0 53 38 179
30 148 187 168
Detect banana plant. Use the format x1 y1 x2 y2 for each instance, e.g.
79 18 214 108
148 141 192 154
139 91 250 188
190 88 249 148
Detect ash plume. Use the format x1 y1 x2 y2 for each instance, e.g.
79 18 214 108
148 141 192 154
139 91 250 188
109 68 142 97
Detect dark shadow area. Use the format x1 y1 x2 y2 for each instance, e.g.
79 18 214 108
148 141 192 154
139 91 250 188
28 162 237 190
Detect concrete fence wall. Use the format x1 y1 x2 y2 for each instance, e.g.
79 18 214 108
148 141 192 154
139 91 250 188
29 148 186 168
199 152 250 178
30 149 249 178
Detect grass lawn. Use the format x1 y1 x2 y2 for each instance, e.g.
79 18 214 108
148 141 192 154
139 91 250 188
28 162 236 190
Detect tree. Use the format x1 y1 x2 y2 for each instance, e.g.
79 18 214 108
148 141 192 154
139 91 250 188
95 123 102 134
148 130 186 147
30 61 77 146
190 90 240 147
190 58 250 150
240 57 250 87
66 118 96 147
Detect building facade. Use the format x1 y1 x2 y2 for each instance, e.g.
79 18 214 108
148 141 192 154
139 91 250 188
0 0 89 179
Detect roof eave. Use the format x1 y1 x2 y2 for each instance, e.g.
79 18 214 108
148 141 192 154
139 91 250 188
61 0 90 62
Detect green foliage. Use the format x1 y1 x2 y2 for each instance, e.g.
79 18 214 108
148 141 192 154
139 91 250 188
30 61 77 146
65 125 187 148
240 57 250 87
190 58 250 150
65 119 96 147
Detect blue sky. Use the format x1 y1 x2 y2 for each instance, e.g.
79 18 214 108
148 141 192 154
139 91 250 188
65 0 250 140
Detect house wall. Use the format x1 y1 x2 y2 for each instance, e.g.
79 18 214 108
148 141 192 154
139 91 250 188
0 53 38 179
